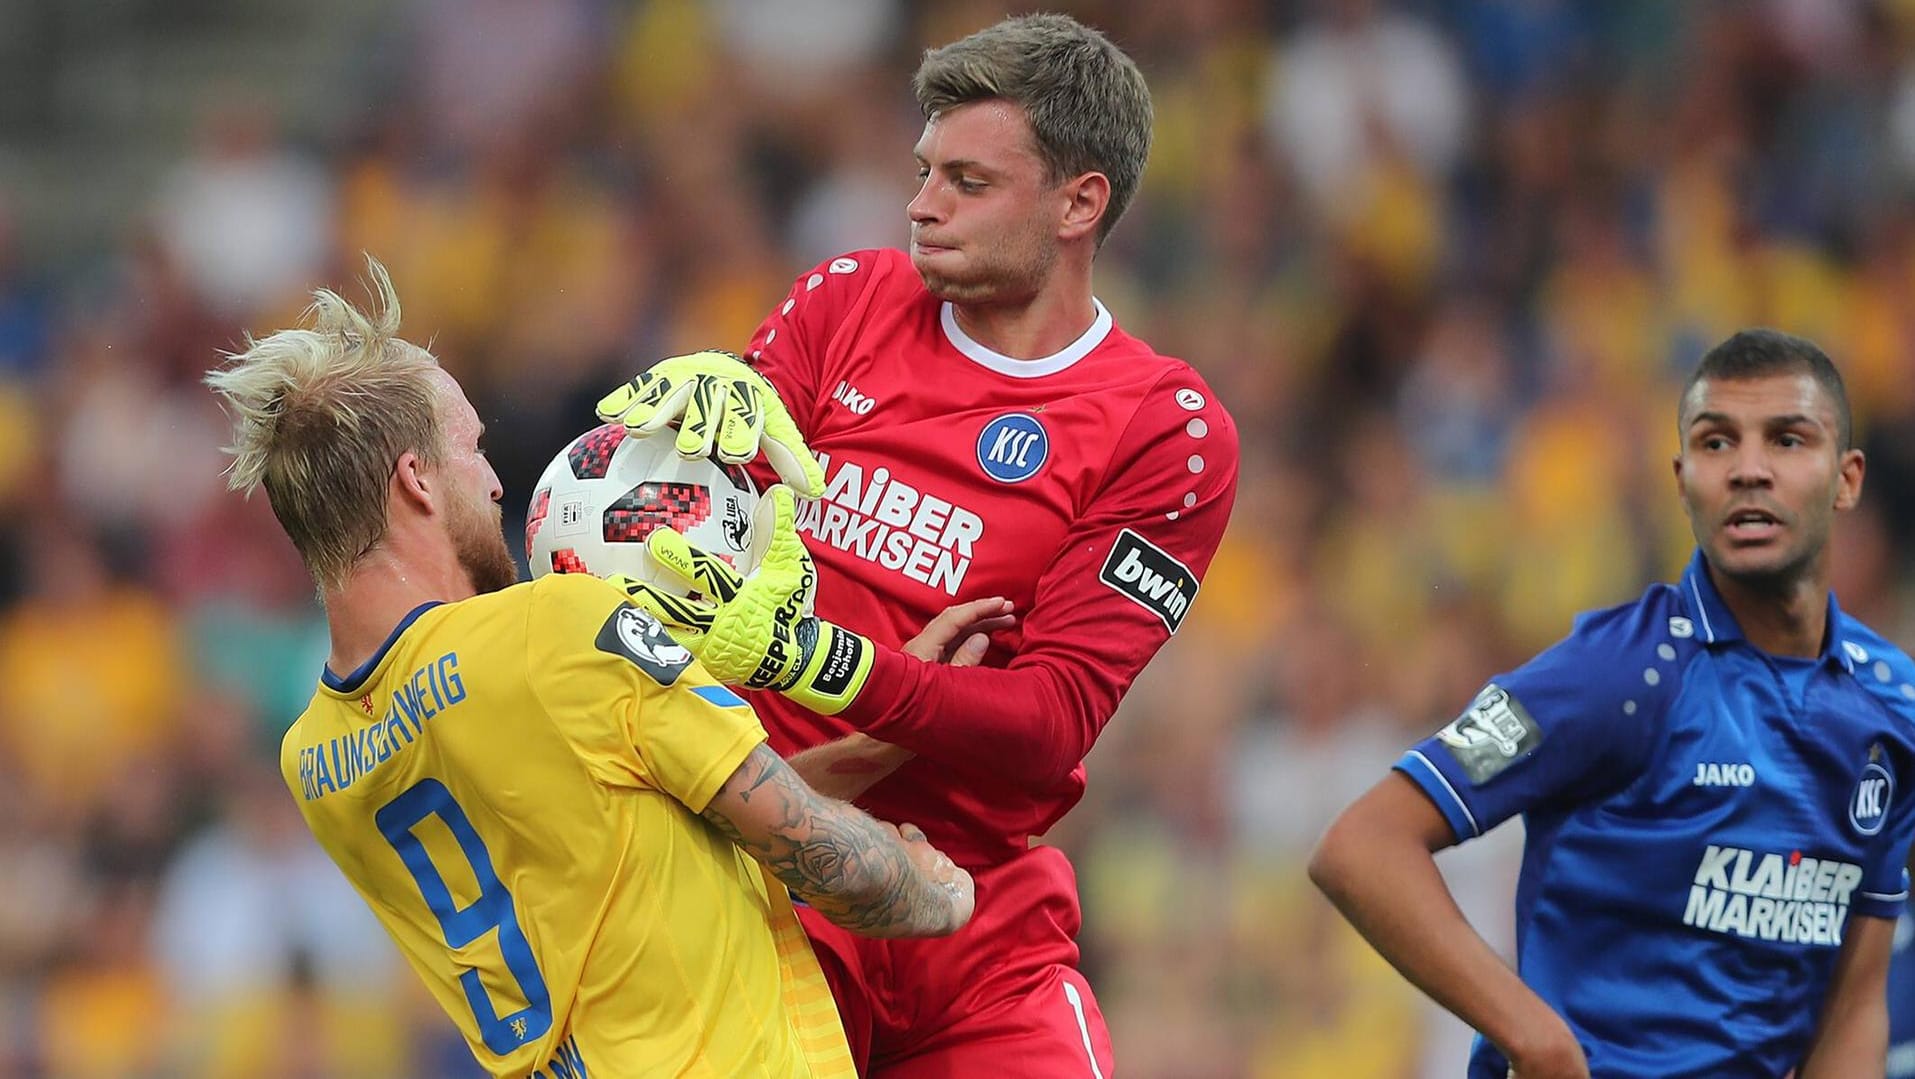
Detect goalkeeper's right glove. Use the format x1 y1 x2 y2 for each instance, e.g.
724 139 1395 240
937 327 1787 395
612 485 875 716
596 350 824 498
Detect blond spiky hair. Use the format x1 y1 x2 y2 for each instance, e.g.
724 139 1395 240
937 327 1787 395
205 256 442 590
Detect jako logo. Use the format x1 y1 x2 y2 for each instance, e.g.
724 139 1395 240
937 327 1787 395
1693 762 1757 788
1852 753 1893 836
831 380 876 415
977 413 1048 483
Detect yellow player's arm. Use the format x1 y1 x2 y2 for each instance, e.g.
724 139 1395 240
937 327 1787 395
786 734 909 801
702 743 975 938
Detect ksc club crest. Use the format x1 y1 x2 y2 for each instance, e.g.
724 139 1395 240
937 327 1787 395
977 413 1048 483
1850 744 1894 837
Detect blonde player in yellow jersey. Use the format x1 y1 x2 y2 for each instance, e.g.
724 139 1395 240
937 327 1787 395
204 259 975 1079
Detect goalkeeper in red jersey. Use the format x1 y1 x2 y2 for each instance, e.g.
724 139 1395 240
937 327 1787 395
597 13 1239 1076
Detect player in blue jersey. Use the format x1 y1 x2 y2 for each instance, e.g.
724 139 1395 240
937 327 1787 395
1888 892 1915 1077
1311 329 1915 1078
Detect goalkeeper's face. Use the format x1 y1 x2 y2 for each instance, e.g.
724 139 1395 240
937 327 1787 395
907 100 1061 306
429 370 518 596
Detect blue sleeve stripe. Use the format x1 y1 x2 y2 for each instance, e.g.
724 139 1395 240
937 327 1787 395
1863 888 1911 902
1396 750 1480 840
691 684 747 708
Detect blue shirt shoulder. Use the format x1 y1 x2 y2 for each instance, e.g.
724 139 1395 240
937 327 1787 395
1398 581 1698 841
1837 616 1915 729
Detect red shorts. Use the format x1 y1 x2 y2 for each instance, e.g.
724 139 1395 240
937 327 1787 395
797 845 1116 1077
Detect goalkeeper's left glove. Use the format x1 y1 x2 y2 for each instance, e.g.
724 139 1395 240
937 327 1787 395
612 485 874 716
596 350 825 498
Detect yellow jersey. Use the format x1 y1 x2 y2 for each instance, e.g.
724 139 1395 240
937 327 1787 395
281 572 853 1078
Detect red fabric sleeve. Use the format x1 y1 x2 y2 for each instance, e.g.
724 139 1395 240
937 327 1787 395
742 250 892 430
844 369 1240 787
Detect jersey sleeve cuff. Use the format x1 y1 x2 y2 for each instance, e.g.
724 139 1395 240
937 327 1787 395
1852 893 1909 920
678 727 768 815
1394 749 1480 842
1854 870 1911 919
836 643 912 734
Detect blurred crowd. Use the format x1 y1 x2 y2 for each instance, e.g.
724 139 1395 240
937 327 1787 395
6 0 1915 1075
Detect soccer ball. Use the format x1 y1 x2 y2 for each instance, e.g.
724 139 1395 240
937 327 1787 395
526 423 758 592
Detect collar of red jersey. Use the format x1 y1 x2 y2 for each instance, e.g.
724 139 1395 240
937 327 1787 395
940 298 1111 378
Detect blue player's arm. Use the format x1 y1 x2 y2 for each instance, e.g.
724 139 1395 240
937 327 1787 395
1310 773 1591 1079
1800 913 1896 1079
1318 598 1664 1076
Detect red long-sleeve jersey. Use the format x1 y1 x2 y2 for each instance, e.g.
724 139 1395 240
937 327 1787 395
744 250 1239 866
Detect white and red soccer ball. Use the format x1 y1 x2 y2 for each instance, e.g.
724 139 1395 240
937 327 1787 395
526 423 758 591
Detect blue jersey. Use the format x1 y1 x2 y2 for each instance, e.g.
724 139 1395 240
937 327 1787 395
1397 551 1915 1078
1888 896 1915 1077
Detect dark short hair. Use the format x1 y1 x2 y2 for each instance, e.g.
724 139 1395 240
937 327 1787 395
1679 328 1852 450
913 13 1152 246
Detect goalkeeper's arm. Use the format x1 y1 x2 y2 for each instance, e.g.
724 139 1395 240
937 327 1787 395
620 361 1239 790
786 597 1009 800
837 374 1242 787
618 487 1229 791
615 484 875 716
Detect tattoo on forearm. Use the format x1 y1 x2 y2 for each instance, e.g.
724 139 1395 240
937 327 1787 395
703 745 953 936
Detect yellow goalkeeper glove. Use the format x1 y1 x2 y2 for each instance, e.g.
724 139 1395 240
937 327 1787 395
596 350 825 498
612 485 874 716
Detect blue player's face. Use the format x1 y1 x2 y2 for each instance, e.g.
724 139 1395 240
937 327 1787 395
907 100 1064 305
1674 373 1865 587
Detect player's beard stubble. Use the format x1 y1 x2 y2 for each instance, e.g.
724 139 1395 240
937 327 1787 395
913 210 1058 307
451 494 521 596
